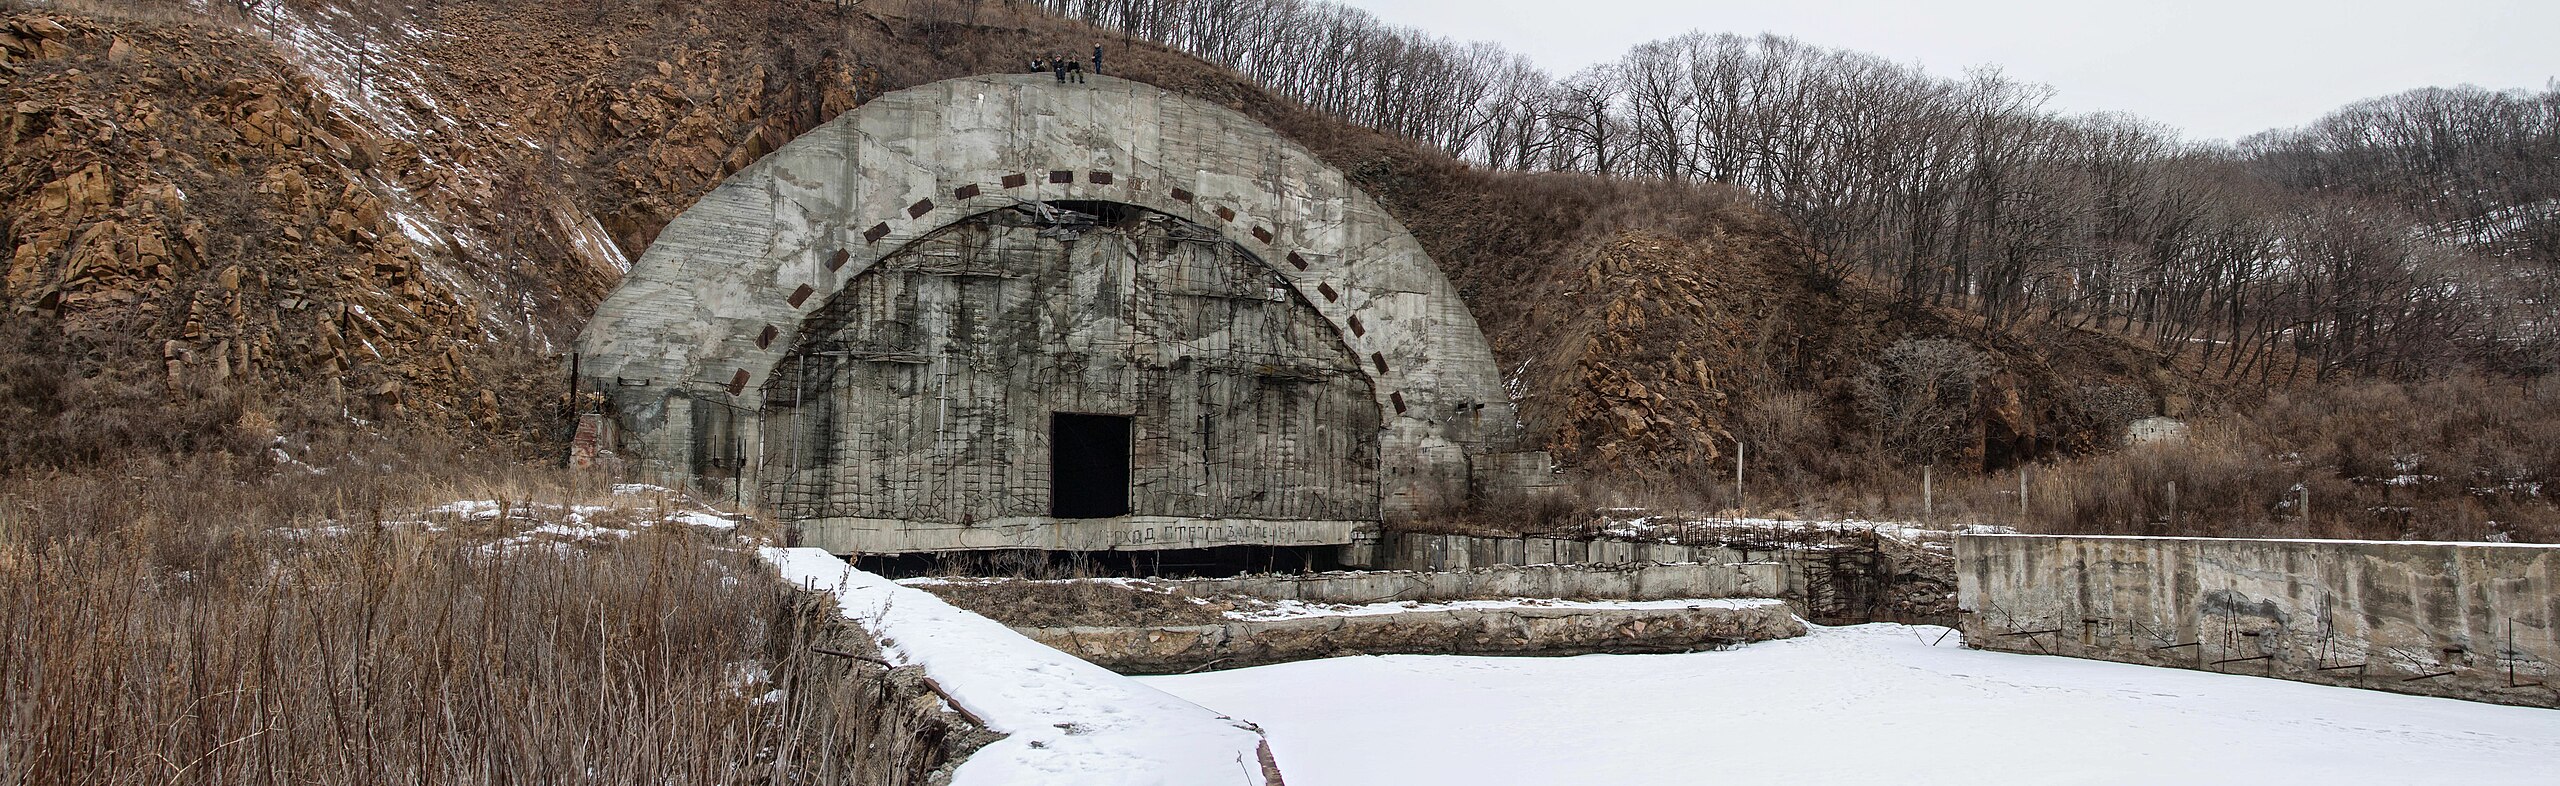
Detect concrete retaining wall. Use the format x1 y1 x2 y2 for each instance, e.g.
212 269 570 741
1150 561 1787 604
1368 531 1751 570
1957 533 2560 707
1026 600 1805 674
1365 531 1904 622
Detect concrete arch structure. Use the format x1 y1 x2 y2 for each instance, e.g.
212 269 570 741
575 74 1551 555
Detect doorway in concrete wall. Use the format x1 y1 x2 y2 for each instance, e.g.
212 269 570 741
1051 413 1133 518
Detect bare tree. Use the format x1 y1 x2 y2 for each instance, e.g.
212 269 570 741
1853 338 1995 466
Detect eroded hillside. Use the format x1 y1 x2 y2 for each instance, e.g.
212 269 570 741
2 0 2181 504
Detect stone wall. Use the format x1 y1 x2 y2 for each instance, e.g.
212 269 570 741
1958 533 2560 707
1026 600 1805 674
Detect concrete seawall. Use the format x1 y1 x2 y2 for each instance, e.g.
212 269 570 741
1957 533 2560 707
1025 599 1805 674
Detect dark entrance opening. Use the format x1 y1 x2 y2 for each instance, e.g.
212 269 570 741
1050 413 1132 518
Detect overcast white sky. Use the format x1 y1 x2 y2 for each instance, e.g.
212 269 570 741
1328 0 2559 143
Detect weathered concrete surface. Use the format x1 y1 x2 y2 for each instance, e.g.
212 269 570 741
1364 530 1917 622
1372 531 1756 570
1026 600 1805 674
762 206 1380 549
578 74 1547 553
1958 533 2560 708
1148 561 1788 605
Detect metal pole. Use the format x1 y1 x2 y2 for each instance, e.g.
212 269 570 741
1734 438 1745 516
1923 465 1933 523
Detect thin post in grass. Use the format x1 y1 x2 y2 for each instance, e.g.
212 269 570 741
2167 480 2179 532
2018 465 2028 524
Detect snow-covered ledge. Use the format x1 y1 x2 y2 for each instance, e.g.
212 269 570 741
762 548 1286 785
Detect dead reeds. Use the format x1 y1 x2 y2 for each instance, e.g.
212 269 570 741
0 443 965 785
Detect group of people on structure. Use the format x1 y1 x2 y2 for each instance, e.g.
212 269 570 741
1032 45 1105 83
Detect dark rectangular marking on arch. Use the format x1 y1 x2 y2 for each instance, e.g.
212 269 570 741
727 369 751 396
1049 170 1074 184
1251 226 1274 244
756 325 778 349
826 249 850 272
907 198 935 219
1214 206 1236 221
954 184 982 199
788 284 815 308
1391 392 1407 413
1287 251 1308 270
1002 173 1030 189
864 223 891 243
1347 314 1365 337
1087 171 1114 185
1371 352 1389 373
1317 282 1338 302
1170 187 1195 203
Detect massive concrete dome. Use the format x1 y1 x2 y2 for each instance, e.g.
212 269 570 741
575 74 1550 555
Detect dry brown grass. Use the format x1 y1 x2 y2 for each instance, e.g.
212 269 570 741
0 442 967 785
1898 375 2560 542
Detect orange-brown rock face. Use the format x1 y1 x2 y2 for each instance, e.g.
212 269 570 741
1 3 875 448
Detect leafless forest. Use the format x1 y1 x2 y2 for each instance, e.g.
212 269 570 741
1020 0 2560 383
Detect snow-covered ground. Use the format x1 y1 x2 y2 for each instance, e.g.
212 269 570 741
1142 623 2560 785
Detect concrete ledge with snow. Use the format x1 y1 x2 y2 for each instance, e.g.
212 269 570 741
763 548 1285 786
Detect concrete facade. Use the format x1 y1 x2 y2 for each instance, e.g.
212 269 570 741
1958 533 2560 707
576 74 1546 554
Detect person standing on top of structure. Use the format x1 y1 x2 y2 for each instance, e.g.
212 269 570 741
1093 43 1105 76
1065 57 1085 84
